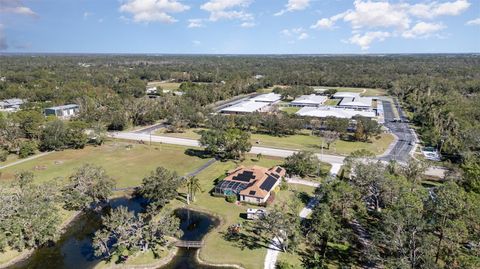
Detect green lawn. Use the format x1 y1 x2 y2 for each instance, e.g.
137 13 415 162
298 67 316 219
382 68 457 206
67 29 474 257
147 81 181 90
324 99 340 106
280 106 301 114
318 86 386 97
158 128 394 156
0 141 210 188
0 154 21 167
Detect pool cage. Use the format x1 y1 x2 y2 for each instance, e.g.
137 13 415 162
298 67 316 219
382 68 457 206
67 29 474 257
214 180 248 196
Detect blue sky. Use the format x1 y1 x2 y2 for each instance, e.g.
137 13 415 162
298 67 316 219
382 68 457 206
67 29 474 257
1 0 479 53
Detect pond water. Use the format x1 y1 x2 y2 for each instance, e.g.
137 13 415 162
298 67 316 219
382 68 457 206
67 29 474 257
160 208 233 269
9 199 235 269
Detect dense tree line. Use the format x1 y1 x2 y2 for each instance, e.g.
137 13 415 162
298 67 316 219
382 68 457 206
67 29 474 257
2 54 476 161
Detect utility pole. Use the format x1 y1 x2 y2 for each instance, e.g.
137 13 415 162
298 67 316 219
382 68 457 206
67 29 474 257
321 138 324 162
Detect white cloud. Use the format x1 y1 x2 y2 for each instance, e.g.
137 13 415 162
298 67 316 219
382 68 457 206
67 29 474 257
311 18 334 29
281 27 309 40
240 21 255 28
343 0 411 31
348 31 390 50
402 22 445 38
0 24 7 50
466 18 480 25
298 32 309 40
410 0 470 19
313 0 471 50
0 0 37 17
192 40 201 46
119 0 190 23
275 0 310 16
201 0 253 21
188 19 204 28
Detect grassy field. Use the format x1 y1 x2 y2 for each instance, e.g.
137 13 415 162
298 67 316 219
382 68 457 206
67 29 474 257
158 128 394 156
324 99 340 106
147 81 181 90
280 106 301 114
0 141 210 188
320 86 386 97
176 155 316 269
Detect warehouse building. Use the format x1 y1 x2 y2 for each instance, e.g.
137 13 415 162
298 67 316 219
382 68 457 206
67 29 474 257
220 100 271 114
44 104 80 119
290 94 327 107
250 93 282 103
296 106 376 119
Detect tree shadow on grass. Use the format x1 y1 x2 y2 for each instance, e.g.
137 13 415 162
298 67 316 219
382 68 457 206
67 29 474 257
220 225 271 251
298 243 359 268
184 148 212 159
294 191 312 206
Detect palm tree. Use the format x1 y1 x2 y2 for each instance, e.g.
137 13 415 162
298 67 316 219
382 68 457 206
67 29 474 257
185 176 202 204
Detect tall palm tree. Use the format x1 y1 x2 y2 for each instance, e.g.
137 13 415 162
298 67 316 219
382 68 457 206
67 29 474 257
185 176 202 204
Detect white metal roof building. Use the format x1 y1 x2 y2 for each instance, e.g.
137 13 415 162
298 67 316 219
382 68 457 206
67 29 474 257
250 93 282 103
296 107 376 119
337 97 373 110
332 92 361 99
290 94 328 107
44 104 80 119
220 101 271 114
0 98 25 111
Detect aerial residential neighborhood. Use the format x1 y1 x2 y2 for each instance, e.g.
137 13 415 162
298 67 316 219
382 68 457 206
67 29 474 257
1 1 479 269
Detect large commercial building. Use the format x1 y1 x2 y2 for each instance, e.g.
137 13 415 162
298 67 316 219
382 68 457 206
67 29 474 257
44 104 80 119
332 92 373 110
220 100 271 114
296 106 376 119
250 93 282 103
290 94 327 107
214 165 286 205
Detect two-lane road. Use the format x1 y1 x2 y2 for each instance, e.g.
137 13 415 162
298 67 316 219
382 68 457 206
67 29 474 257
110 132 345 165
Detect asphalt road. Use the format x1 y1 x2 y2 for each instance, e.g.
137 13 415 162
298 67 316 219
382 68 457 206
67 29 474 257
380 99 415 163
110 132 346 165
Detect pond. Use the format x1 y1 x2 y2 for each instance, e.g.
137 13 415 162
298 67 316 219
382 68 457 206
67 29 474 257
160 208 234 269
8 199 236 269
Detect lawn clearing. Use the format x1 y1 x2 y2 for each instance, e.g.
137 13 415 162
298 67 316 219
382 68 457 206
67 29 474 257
147 81 181 90
0 141 211 188
324 99 340 106
157 128 394 156
280 106 301 114
321 86 386 97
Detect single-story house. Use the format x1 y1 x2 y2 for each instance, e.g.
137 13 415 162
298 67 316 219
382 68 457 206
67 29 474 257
44 104 80 119
0 98 25 112
290 94 327 107
296 106 376 119
214 165 286 205
250 93 282 103
220 100 271 114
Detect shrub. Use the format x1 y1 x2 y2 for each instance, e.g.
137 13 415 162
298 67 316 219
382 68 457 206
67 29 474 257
0 149 8 162
276 261 297 269
225 194 237 203
19 141 37 158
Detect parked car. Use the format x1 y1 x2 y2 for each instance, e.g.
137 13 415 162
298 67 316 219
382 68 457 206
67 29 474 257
246 208 267 220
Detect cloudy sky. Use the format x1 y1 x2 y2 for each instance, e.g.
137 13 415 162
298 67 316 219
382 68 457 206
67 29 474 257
1 0 479 53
